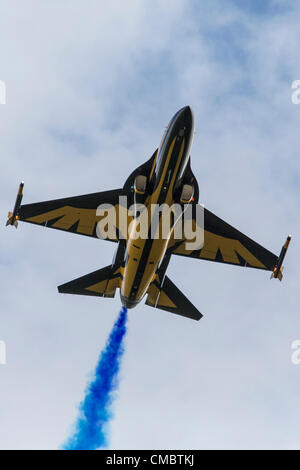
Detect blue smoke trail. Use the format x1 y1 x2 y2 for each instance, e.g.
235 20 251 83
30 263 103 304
63 307 128 450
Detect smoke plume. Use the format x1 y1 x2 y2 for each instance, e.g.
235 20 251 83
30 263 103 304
63 306 128 450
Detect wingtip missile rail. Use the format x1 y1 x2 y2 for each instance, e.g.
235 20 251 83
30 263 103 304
6 181 24 228
270 234 291 281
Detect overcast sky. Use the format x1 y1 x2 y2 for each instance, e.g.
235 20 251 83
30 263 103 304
0 0 300 450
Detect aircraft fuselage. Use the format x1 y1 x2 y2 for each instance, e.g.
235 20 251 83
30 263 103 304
120 106 194 308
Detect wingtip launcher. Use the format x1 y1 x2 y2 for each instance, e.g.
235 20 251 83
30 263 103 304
6 181 24 228
270 234 291 281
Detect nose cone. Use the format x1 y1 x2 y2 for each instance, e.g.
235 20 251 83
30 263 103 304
174 105 194 130
183 105 192 114
183 105 194 127
177 105 192 115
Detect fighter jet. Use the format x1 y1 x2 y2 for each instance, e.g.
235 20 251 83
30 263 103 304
6 106 291 320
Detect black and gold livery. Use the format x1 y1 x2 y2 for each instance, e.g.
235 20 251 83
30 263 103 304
6 106 291 321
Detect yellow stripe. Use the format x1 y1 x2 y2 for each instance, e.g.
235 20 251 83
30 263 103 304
149 150 158 181
138 138 186 297
151 137 177 203
122 136 185 299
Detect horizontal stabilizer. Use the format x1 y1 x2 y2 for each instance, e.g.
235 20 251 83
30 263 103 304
146 276 202 321
58 265 122 298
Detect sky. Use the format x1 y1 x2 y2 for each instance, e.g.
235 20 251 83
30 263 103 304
0 0 300 450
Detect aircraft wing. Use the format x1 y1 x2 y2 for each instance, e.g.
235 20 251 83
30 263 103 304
146 275 202 320
169 205 278 271
18 189 131 242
